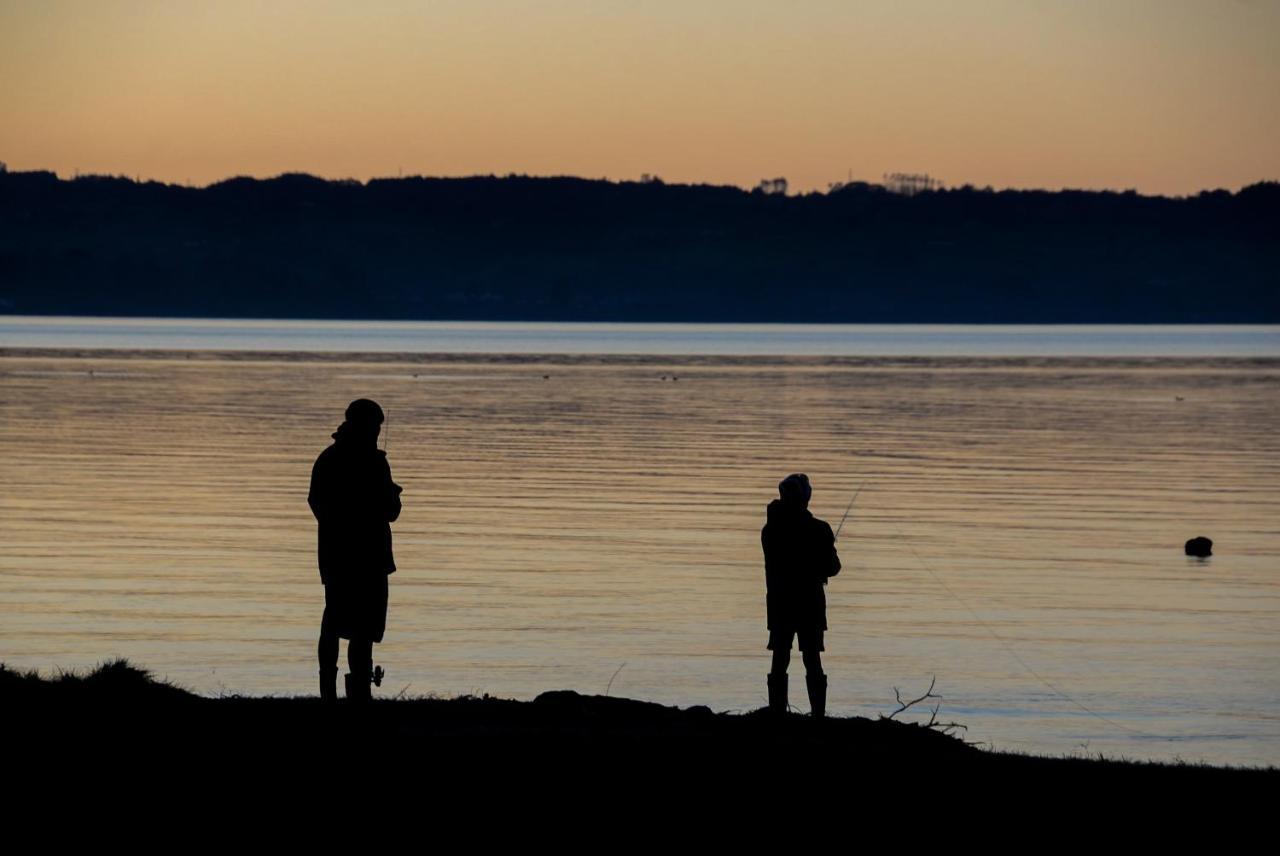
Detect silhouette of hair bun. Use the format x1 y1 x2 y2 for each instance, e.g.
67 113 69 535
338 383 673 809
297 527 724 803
779 473 812 504
345 398 385 426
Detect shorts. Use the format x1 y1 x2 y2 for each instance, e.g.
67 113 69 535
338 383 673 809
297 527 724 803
322 575 389 643
767 629 824 652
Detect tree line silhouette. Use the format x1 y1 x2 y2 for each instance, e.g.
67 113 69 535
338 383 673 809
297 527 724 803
1 170 1275 321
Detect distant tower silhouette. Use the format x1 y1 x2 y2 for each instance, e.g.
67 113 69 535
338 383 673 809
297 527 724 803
827 168 856 193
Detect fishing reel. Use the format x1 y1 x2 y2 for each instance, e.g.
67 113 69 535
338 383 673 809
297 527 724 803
372 665 384 687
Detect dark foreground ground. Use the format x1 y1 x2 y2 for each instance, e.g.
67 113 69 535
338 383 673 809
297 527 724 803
6 659 1274 799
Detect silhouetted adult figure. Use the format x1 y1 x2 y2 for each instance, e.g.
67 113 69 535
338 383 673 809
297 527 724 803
309 399 402 702
761 473 840 717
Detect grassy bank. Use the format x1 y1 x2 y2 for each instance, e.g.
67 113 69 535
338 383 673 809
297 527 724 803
4 659 1273 788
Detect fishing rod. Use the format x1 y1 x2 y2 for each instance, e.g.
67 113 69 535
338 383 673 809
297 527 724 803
834 484 863 541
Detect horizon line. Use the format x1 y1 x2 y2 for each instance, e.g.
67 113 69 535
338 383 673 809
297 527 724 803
4 163 1275 201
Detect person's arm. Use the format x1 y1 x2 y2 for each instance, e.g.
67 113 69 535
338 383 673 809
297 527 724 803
824 521 841 578
380 456 403 523
307 456 326 522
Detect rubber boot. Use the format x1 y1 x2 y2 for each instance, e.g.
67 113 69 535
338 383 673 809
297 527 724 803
767 673 788 716
806 672 827 719
344 672 370 703
319 667 338 703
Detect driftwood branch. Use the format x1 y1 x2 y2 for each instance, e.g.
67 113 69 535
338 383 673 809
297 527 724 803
882 675 968 736
887 674 939 719
926 701 969 736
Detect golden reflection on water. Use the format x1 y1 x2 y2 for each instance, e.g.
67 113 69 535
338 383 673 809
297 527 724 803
1 352 1278 765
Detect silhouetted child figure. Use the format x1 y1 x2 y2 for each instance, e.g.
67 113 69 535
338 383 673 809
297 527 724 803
309 399 402 702
761 473 840 717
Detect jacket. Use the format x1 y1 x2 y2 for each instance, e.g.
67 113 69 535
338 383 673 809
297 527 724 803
761 499 840 631
308 428 402 586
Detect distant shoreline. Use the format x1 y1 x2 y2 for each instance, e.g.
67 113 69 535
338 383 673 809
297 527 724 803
5 351 1280 370
3 171 1276 324
3 318 1279 358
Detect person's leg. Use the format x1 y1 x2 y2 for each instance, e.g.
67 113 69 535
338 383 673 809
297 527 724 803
346 637 373 702
767 632 792 714
771 647 791 676
348 637 372 675
801 645 827 719
318 603 339 701
318 630 339 670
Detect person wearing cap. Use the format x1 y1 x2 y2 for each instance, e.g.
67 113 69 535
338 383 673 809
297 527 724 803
308 399 403 702
761 473 840 717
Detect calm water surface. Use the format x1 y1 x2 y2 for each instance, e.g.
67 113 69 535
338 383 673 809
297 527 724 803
1 323 1278 767
3 316 1279 356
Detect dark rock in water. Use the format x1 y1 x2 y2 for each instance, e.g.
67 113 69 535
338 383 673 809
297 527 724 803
1185 536 1213 557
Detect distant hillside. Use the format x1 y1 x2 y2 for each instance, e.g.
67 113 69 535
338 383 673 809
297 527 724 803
1 171 1276 322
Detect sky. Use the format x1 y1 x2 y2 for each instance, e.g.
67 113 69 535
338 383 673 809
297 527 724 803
1 0 1277 194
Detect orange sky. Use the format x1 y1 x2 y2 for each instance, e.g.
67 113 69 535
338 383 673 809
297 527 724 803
2 0 1277 194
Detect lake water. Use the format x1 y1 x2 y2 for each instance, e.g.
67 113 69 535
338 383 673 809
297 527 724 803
2 316 1279 356
1 318 1278 767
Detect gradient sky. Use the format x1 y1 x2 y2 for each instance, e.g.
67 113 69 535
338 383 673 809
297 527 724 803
2 0 1277 193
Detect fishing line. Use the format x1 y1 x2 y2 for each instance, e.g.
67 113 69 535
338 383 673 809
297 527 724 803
834 485 863 541
844 484 1166 740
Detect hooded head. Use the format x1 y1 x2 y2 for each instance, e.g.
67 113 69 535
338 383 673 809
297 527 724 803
778 472 812 508
334 398 384 447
